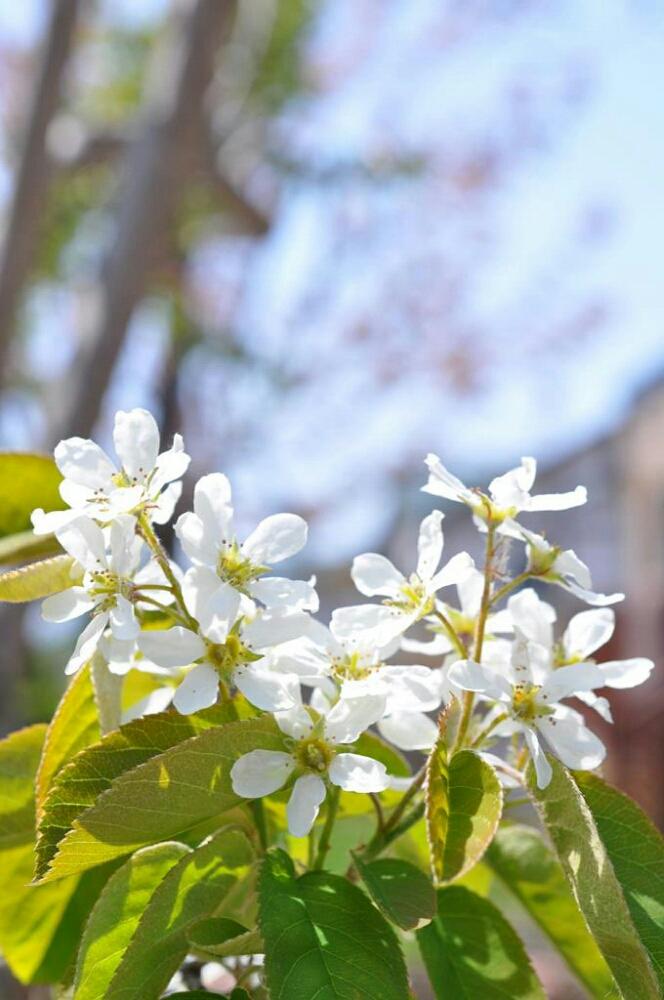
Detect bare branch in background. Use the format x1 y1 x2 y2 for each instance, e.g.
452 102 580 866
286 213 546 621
56 0 236 441
0 0 81 384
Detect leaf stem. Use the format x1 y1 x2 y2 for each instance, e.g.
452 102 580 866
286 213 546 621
361 766 427 861
433 609 467 659
313 785 340 869
490 571 531 608
137 513 197 630
470 712 508 748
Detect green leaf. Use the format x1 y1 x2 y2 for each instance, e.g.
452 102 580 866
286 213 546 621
0 529 62 566
189 916 263 958
426 746 502 884
0 554 76 602
37 714 284 881
575 771 664 994
0 453 65 537
36 702 240 880
36 664 101 817
352 854 436 930
72 841 189 1000
487 823 617 998
259 847 409 1000
0 725 109 985
528 756 662 1000
417 885 545 999
103 827 254 1000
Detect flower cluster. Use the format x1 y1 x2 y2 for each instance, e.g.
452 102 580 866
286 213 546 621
36 410 655 835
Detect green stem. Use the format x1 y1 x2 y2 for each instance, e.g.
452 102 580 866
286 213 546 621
137 513 197 630
313 785 340 869
454 520 497 751
470 712 508 748
490 571 531 608
249 799 268 852
433 609 467 659
361 766 426 861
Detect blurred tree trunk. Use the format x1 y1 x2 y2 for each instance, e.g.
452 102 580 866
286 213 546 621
0 0 80 383
56 0 234 441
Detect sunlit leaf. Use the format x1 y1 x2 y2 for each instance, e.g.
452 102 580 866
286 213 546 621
259 848 409 999
37 714 284 882
189 916 263 958
417 885 545 999
73 841 190 1000
487 823 617 998
529 756 662 1000
0 530 62 566
0 555 76 602
0 453 65 537
353 853 436 930
426 745 502 884
103 827 254 1000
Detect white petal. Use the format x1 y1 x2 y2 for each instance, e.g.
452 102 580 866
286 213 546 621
539 663 604 702
249 576 319 613
557 577 624 607
416 510 444 582
274 704 314 739
456 565 483 617
233 663 300 711
378 711 438 751
138 627 205 668
151 434 190 492
600 658 654 689
172 663 219 714
65 614 107 675
182 566 240 642
429 551 473 593
537 712 605 771
524 728 552 789
109 595 139 640
287 774 326 837
113 408 160 479
31 507 78 535
191 473 234 548
331 604 407 648
489 461 533 511
41 586 94 623
57 516 107 572
553 548 592 589
325 694 386 744
507 589 555 648
447 659 511 700
230 750 294 798
526 486 587 512
242 611 312 651
242 513 307 565
421 453 473 503
151 482 182 524
176 512 218 567
329 753 389 792
563 608 614 660
575 690 613 723
54 437 116 489
381 665 444 713
400 632 453 656
351 553 404 598
109 515 138 576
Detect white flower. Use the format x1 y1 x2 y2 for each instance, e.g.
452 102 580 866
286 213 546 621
175 473 314 643
422 454 586 530
41 514 141 674
269 622 444 751
512 525 623 606
137 609 312 715
401 562 513 657
509 590 654 721
32 408 189 534
448 629 607 788
230 695 389 837
331 511 472 647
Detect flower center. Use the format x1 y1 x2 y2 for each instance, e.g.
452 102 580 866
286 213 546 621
295 738 334 774
205 633 255 675
385 575 433 616
331 650 376 682
216 542 265 592
89 571 131 610
511 683 552 722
